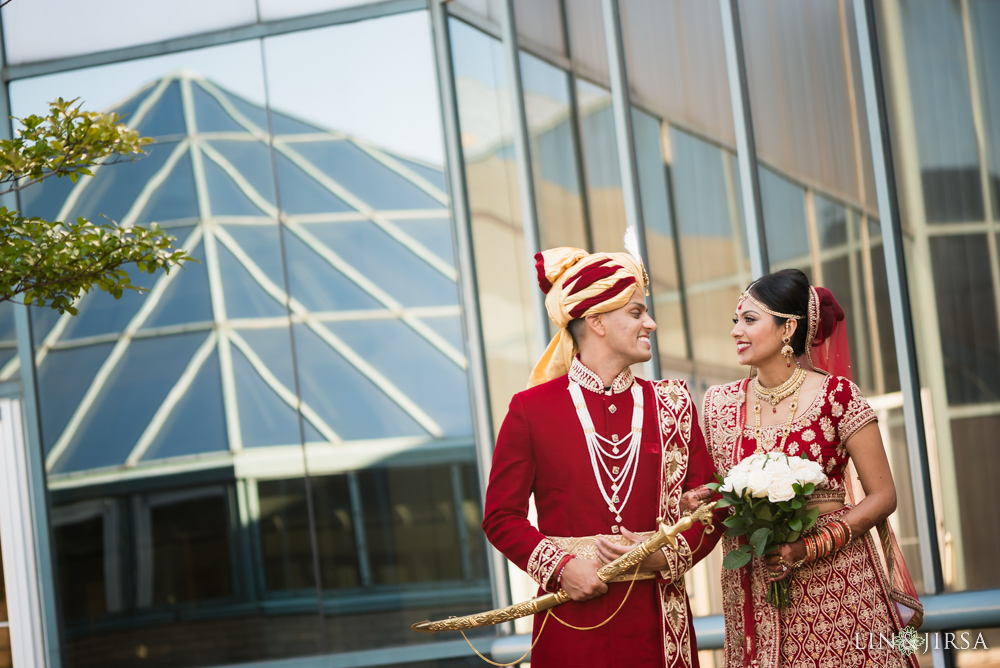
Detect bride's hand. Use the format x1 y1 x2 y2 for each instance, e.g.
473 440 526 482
764 540 806 582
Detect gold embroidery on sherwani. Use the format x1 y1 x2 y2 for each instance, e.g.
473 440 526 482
527 539 568 591
652 379 694 668
547 533 656 582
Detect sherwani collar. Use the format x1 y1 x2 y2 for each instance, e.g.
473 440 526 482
568 357 635 395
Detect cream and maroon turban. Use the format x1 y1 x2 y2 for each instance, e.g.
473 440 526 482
528 247 649 387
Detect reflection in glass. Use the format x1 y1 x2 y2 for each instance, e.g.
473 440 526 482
259 478 321 591
759 167 809 268
520 51 587 251
620 0 734 145
450 18 539 431
929 235 1000 405
564 0 609 86
738 0 875 210
631 108 688 372
146 490 233 606
670 129 748 379
576 79 626 254
0 0 257 65
0 537 9 668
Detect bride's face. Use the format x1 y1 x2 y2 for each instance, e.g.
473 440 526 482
731 304 789 367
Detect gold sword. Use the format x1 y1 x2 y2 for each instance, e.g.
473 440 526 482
411 501 716 633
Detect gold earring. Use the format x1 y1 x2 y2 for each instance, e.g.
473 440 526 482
781 334 794 367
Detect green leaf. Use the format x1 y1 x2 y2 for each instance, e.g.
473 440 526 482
723 549 753 570
749 527 772 557
715 498 732 509
789 518 803 532
755 504 773 522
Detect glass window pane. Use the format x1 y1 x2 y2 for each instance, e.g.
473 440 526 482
140 350 228 461
929 235 1000 404
327 320 473 437
950 415 1000 591
896 0 983 223
54 510 107 620
391 217 456 268
759 167 809 267
289 139 442 211
52 332 209 474
632 108 688 372
37 343 117 456
232 344 303 448
520 51 587 251
359 466 462 585
0 536 9 667
621 0 735 146
514 0 566 57
576 79 627 253
971 1 1000 219
738 0 873 209
258 478 320 591
565 0 610 86
1 0 257 65
450 19 539 433
292 323 426 440
670 129 749 380
148 490 233 605
312 475 361 590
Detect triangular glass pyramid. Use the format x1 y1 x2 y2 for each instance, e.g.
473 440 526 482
51 332 207 473
214 240 288 319
207 140 277 206
275 151 353 215
202 153 269 216
231 344 302 448
282 230 382 312
140 238 213 330
135 79 187 138
36 342 116 456
292 323 425 440
133 149 199 224
141 350 228 460
327 319 471 437
192 81 248 133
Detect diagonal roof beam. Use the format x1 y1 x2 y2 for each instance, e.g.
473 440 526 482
227 329 342 444
44 226 205 471
212 225 444 438
125 329 218 466
53 76 173 224
273 140 456 281
202 144 466 369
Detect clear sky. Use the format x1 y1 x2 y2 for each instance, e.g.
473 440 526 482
7 10 444 165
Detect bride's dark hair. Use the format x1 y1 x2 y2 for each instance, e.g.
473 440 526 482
746 269 810 355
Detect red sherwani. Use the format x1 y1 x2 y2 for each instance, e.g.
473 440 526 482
483 359 720 668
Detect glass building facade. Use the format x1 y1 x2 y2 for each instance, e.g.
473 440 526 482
0 1 997 667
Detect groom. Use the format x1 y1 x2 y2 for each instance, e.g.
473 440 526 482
481 247 720 668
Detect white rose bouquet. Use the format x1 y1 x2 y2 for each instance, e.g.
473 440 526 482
707 453 828 608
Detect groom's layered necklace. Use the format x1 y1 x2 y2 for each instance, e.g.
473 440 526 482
569 381 643 527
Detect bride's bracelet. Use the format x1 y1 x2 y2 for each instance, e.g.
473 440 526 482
800 519 854 566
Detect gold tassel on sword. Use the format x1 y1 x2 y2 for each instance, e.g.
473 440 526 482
412 501 716 633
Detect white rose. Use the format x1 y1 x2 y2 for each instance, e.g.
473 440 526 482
767 474 797 503
724 469 750 496
766 459 791 480
747 468 772 498
789 457 826 486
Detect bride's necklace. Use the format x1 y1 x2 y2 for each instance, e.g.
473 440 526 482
753 366 807 413
753 368 807 455
569 381 643 526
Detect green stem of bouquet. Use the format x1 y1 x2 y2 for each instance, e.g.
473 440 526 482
768 578 792 609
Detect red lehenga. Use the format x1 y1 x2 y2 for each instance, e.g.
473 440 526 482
703 286 922 668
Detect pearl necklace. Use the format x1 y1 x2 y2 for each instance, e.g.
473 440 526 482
753 366 807 413
569 381 644 525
